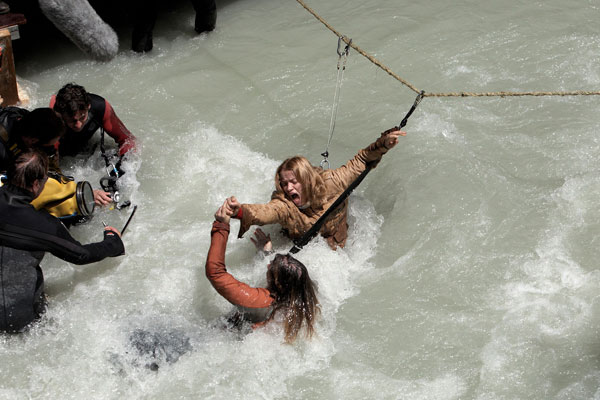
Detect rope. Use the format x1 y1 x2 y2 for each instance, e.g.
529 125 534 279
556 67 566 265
425 90 600 97
295 0 600 98
321 37 351 169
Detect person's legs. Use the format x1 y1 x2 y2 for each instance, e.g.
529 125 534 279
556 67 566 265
0 250 43 333
190 0 216 34
130 0 158 52
32 268 47 320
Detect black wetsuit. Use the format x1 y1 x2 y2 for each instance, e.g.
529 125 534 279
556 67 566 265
0 184 124 332
54 93 136 158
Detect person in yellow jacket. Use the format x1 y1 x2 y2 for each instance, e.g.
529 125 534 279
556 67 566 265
0 108 95 222
225 128 406 250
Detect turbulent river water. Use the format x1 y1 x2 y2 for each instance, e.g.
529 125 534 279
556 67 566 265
2 0 600 398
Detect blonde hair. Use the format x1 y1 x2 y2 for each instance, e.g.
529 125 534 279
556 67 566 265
275 156 327 208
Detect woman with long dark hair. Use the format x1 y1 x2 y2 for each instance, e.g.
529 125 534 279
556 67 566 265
206 201 320 343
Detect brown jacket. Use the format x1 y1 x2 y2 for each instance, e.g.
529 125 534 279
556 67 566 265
237 134 391 249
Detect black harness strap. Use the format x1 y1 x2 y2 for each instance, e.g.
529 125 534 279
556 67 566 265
289 90 425 254
289 160 375 254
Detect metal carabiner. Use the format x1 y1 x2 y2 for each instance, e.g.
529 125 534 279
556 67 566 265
320 151 330 170
336 36 344 57
336 36 352 71
336 36 351 57
343 38 352 56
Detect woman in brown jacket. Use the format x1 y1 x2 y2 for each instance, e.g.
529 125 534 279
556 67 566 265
226 128 406 249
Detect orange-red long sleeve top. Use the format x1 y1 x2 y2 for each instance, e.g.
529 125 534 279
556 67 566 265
205 221 274 309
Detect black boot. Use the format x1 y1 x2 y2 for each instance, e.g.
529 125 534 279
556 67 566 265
132 28 154 52
192 0 217 33
0 1 10 15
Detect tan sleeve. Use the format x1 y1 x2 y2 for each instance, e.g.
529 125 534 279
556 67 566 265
326 133 390 190
237 198 291 238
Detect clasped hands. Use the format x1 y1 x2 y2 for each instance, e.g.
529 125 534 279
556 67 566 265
214 196 271 252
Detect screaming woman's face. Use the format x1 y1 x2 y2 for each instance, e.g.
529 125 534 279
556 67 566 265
279 169 304 207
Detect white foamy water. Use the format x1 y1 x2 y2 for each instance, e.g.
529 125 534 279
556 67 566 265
2 0 600 398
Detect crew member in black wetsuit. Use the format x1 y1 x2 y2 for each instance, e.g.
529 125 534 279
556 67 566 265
50 83 138 206
0 150 124 333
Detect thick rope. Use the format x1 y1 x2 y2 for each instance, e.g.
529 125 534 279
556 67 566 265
295 0 600 98
425 90 600 97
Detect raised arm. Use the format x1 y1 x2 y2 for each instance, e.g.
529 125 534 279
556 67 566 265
205 204 274 309
327 128 406 191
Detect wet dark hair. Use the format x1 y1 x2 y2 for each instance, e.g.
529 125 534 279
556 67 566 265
53 83 91 117
8 150 49 189
265 253 320 343
14 108 65 145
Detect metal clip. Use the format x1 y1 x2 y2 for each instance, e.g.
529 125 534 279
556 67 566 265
413 90 425 108
336 36 351 57
398 90 426 130
320 150 330 169
344 38 352 56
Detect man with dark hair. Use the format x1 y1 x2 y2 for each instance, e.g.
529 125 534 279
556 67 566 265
0 150 124 333
51 83 138 206
0 107 65 173
50 83 137 159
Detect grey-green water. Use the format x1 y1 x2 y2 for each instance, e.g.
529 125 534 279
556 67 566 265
2 0 600 398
